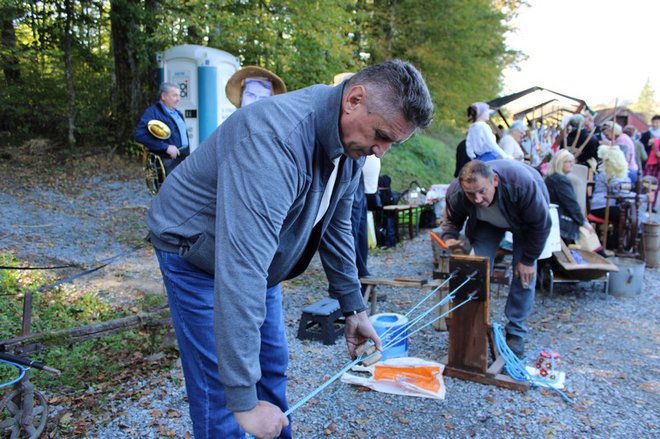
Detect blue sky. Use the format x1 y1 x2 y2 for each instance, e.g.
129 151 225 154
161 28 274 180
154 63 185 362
502 0 658 107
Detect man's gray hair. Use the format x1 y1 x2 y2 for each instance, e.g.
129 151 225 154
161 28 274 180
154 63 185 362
458 160 495 184
346 60 433 130
159 82 179 99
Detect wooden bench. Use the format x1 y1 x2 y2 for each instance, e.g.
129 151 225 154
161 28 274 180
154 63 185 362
360 277 428 315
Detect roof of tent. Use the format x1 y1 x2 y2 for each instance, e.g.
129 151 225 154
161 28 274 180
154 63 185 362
486 86 592 127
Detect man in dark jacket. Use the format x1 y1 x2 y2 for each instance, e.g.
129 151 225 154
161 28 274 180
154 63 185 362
135 82 190 175
441 160 551 357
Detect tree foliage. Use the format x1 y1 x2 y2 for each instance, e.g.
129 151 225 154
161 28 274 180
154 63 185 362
365 0 524 125
631 78 658 121
0 0 524 151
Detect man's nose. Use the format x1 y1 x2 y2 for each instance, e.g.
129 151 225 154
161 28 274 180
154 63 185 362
371 142 393 159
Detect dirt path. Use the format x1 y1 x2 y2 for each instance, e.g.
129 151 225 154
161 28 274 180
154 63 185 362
0 140 163 304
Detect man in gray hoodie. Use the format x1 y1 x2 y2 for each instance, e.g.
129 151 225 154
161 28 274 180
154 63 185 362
147 60 433 439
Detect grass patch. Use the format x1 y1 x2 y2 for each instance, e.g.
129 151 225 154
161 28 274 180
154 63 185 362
0 253 173 394
380 133 457 192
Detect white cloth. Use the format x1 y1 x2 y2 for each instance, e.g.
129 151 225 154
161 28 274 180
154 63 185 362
498 134 525 161
466 121 511 160
314 156 341 226
362 155 381 194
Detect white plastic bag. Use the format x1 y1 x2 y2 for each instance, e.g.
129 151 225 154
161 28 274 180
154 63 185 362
340 357 446 400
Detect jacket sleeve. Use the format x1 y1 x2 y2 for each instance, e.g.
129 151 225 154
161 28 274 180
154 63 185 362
517 174 551 265
440 180 469 241
135 105 169 152
550 175 586 225
213 130 299 413
318 166 366 314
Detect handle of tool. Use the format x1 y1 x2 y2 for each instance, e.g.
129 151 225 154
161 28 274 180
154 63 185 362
429 231 447 248
0 352 61 376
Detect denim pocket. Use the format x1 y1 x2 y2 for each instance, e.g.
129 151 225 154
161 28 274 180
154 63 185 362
179 232 215 275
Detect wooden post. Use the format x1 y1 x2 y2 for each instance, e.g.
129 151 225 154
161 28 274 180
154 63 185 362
432 253 449 331
442 255 529 392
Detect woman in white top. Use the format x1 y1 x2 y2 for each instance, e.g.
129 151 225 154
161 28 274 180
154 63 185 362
498 120 526 161
465 102 513 161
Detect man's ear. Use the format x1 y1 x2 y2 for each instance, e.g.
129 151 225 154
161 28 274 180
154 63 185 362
342 85 366 114
492 173 499 187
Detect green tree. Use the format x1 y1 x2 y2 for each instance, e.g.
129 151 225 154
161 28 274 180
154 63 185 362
365 0 524 127
631 78 657 121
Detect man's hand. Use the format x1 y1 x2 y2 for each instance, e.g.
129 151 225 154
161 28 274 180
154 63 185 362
344 311 382 359
443 238 468 255
234 401 289 439
166 144 180 160
515 262 535 288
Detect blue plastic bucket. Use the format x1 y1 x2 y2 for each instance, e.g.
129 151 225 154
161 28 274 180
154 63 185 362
370 313 409 361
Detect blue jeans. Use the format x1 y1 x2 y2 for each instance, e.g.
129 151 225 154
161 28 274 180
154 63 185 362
470 222 536 338
155 249 292 439
351 191 370 278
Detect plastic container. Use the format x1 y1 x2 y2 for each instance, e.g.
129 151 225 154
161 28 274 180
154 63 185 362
608 257 645 296
370 313 409 361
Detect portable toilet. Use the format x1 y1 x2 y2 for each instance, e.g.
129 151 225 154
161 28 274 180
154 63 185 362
158 44 240 152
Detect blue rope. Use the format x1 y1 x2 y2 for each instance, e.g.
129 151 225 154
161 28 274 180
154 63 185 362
0 359 27 389
380 291 478 351
492 323 574 405
285 287 479 419
246 273 477 438
376 271 472 349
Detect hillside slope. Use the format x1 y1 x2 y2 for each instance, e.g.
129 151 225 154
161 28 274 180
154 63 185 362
380 133 457 191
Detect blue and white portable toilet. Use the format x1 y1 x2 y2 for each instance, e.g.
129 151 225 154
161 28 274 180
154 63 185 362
158 44 240 152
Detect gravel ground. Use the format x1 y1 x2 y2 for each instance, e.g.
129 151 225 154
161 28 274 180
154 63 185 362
1 144 658 438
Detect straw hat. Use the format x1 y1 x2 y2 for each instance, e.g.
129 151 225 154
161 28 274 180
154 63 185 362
147 120 171 140
225 66 287 108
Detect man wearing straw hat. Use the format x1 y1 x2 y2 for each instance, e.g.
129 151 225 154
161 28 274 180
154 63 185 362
146 60 433 438
225 65 288 108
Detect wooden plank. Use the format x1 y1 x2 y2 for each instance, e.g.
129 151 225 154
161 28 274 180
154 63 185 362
433 255 449 331
447 255 490 373
0 309 171 355
486 356 506 376
560 239 577 264
392 277 428 285
444 366 529 392
360 277 427 288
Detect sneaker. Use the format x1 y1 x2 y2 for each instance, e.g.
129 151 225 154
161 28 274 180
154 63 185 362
505 333 525 358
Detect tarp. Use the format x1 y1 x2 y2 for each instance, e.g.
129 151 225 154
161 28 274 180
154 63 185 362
486 86 592 127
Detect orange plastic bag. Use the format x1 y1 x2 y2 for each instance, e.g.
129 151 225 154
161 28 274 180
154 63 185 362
341 357 446 400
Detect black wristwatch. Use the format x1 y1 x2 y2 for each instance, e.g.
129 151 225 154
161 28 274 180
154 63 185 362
342 307 367 317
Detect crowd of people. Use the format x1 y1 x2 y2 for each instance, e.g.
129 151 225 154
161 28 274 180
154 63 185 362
443 103 658 364
456 103 659 235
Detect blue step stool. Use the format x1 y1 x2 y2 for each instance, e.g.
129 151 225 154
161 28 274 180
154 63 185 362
297 298 344 345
